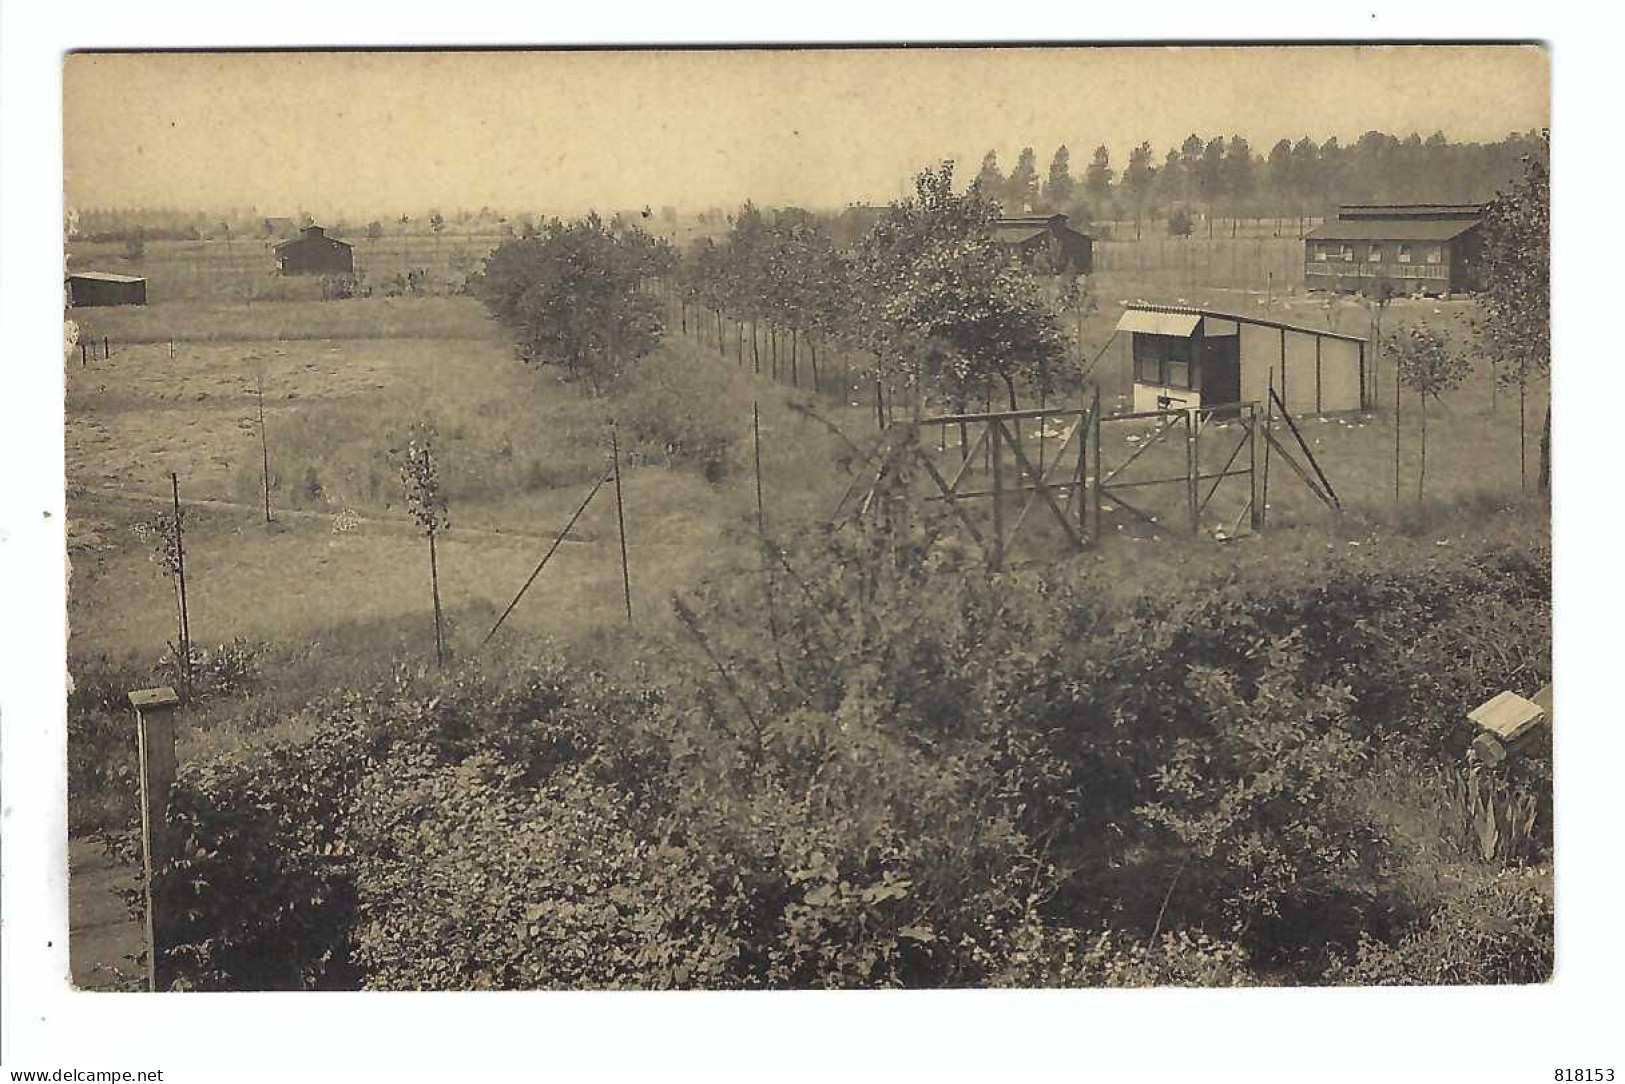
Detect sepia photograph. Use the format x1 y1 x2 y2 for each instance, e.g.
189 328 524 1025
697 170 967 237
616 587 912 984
49 43 1557 998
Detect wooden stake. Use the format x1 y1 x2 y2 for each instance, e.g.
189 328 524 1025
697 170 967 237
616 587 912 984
256 370 272 524
610 424 633 625
169 474 192 697
1187 410 1200 534
753 403 786 676
1394 348 1403 505
1091 385 1103 538
428 531 445 667
990 418 1005 570
482 472 611 646
1261 372 1274 529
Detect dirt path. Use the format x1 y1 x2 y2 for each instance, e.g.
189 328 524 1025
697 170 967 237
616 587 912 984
68 839 145 992
70 484 602 546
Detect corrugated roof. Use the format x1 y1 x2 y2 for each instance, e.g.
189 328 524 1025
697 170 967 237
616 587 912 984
1120 303 1368 344
1305 219 1479 242
1117 309 1201 337
66 271 146 284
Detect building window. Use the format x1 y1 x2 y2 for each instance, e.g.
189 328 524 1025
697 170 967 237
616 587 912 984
1425 245 1443 265
1340 244 1354 262
1368 246 1383 263
1133 336 1193 390
1314 244 1328 262
1398 243 1413 264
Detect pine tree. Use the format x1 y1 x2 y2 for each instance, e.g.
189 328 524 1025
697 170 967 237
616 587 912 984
1006 147 1041 213
1044 145 1075 210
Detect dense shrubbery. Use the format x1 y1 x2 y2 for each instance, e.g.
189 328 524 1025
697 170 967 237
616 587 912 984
614 348 747 481
142 479 1550 990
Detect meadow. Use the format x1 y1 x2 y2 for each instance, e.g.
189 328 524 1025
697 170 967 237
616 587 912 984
64 230 1551 991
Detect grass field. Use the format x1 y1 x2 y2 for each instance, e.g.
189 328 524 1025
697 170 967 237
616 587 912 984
65 239 1549 677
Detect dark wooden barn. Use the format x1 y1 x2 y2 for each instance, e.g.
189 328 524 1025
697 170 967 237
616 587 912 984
1116 304 1369 415
65 271 147 307
992 214 1093 275
275 225 354 276
1304 204 1484 297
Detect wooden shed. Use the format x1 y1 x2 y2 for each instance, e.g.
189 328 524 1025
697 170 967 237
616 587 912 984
992 214 1093 275
1116 304 1369 415
1304 204 1484 296
65 271 147 307
275 225 354 276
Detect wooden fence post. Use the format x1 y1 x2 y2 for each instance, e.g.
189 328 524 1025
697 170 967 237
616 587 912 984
1187 410 1200 534
990 418 1005 570
1249 402 1263 531
129 686 181 993
1091 385 1103 540
169 474 193 696
610 423 633 625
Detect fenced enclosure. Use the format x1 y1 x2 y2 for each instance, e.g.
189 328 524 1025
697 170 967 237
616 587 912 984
1091 233 1316 296
838 390 1347 568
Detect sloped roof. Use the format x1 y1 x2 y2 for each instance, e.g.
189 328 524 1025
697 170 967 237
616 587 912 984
1337 203 1484 220
1305 218 1479 242
1119 303 1368 345
1117 309 1202 337
275 231 353 250
991 224 1052 244
66 271 146 284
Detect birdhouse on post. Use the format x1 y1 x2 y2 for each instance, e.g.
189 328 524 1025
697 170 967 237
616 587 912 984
128 685 181 991
1467 684 1551 766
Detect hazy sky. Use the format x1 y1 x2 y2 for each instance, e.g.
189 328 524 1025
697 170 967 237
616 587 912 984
64 46 1549 218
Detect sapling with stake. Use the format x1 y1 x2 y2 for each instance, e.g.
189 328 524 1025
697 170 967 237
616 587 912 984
397 423 451 666
1390 324 1471 503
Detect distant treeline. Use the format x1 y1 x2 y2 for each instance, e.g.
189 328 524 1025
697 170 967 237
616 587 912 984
966 129 1548 233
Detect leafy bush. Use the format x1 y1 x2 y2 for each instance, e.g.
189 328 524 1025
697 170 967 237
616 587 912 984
1135 635 1385 957
993 925 1259 988
1326 868 1552 985
613 346 746 480
141 493 1549 990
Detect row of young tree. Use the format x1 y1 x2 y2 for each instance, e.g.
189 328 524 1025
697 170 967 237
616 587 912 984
974 129 1546 236
675 164 1087 428
469 134 1546 493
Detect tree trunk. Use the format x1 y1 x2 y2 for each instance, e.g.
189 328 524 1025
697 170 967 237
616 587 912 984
1417 396 1427 504
1393 359 1401 506
1519 375 1528 492
790 332 799 388
752 321 761 373
429 532 445 668
809 336 820 392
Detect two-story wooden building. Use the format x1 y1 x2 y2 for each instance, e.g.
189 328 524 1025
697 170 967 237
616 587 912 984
992 214 1093 275
1304 204 1484 297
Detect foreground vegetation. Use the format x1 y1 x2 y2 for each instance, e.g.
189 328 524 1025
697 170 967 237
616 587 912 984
67 141 1552 991
71 490 1550 990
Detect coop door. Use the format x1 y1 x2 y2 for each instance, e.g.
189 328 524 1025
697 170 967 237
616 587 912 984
1200 333 1242 409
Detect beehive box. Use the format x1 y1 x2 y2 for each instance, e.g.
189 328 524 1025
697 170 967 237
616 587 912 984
1468 690 1547 744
